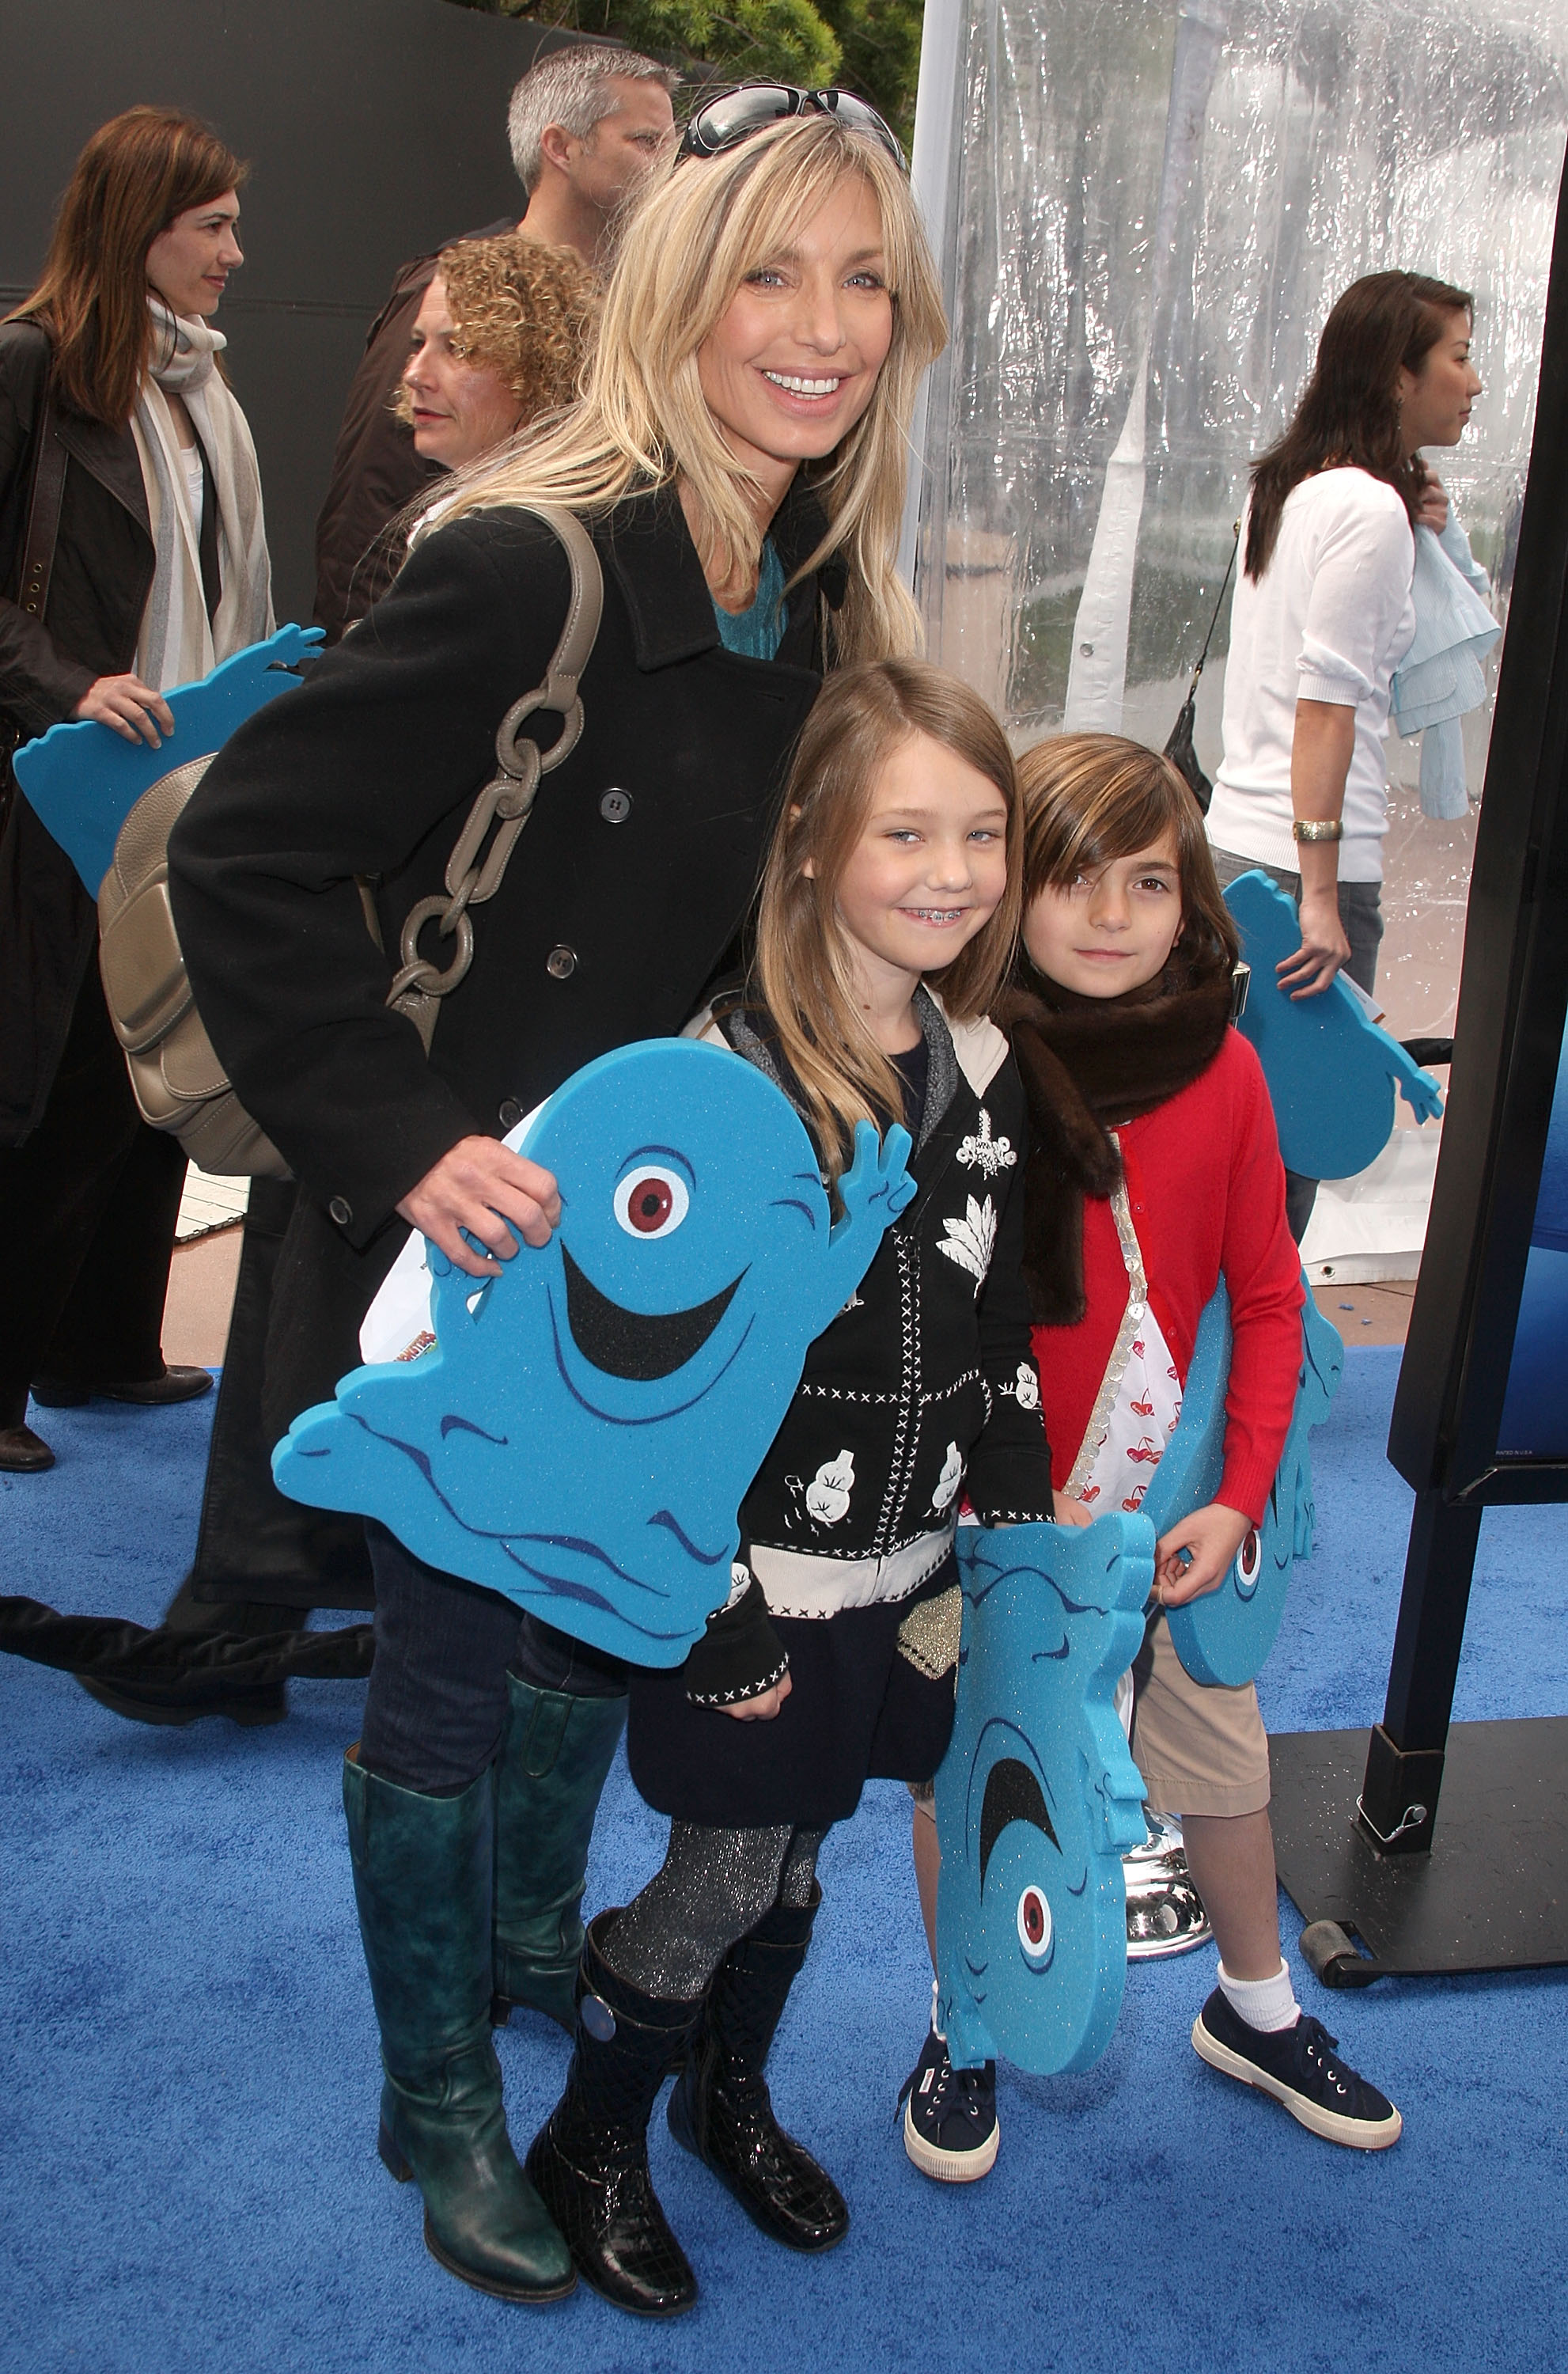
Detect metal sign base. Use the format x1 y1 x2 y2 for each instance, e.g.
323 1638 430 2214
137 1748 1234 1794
1270 1717 1568 1983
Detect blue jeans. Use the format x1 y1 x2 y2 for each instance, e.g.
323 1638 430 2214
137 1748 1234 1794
358 1521 627 1795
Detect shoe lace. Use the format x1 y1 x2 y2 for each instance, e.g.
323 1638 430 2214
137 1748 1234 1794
896 2046 988 2129
1297 2017 1355 2100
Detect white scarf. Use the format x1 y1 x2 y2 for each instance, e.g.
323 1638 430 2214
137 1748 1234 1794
130 298 273 691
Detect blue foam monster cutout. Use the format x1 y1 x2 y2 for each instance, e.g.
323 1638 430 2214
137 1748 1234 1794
935 1516 1150 2078
272 1038 914 1667
1224 869 1442 1180
13 624 323 894
1138 1276 1343 1689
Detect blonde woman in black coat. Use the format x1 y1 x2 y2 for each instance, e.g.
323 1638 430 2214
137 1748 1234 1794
171 100 945 2308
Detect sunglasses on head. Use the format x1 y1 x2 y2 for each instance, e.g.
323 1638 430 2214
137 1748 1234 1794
677 84 907 172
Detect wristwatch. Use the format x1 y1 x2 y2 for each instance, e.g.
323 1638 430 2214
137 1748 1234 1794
1292 817 1343 843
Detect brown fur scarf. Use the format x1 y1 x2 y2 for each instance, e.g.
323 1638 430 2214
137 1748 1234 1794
996 958 1235 1327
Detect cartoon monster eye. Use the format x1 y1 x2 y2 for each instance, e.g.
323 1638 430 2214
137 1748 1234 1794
1017 1884 1053 1966
614 1167 690 1238
1234 1526 1262 1598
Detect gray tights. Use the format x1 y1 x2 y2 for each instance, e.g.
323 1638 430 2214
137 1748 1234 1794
603 1821 827 2001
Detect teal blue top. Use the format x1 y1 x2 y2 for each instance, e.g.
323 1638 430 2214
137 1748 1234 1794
711 537 786 662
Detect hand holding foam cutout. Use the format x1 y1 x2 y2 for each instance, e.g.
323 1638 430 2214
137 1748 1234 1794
935 1516 1150 2077
1140 1276 1343 1689
1224 869 1443 1180
13 625 323 894
271 1039 913 1666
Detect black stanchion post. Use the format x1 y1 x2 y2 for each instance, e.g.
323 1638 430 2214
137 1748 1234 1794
1356 1492 1484 1856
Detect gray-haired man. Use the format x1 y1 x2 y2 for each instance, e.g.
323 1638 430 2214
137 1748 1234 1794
312 42 676 644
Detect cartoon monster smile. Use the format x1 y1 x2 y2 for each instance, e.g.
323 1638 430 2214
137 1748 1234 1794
272 1039 915 1666
557 1245 744 1382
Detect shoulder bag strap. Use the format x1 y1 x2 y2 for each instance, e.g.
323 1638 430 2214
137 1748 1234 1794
16 374 68 625
385 503 604 1052
1184 519 1240 699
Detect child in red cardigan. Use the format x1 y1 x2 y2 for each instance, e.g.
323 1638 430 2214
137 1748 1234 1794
901 733 1402 2180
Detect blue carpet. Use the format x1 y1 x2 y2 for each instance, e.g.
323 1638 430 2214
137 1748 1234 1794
3 1350 1566 2373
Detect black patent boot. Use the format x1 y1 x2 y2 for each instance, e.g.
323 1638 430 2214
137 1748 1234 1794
525 1913 703 2318
342 1750 574 2304
490 1674 627 2031
667 1883 847 2252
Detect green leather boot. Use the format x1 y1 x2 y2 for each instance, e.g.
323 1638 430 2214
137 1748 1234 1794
342 1749 574 2303
491 1674 627 2031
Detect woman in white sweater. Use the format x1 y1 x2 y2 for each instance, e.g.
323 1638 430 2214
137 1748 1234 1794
1206 271 1479 1232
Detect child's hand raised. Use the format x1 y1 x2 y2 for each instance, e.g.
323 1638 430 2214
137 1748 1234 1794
1153 1502 1254 1606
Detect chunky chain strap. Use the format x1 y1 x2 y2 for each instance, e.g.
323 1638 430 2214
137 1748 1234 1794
384 504 604 1052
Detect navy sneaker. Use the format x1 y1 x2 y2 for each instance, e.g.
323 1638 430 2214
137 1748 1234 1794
1192 1989 1402 2149
898 2026 998 2182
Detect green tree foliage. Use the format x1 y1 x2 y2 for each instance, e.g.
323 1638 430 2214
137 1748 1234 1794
466 0 926 145
816 0 925 145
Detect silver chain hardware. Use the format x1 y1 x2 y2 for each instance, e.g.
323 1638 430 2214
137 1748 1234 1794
383 507 604 1052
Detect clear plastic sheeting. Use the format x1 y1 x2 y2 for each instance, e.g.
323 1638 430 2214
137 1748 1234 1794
911 0 1568 794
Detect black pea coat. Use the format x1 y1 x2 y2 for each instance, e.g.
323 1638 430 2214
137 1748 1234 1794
169 476 842 1425
0 324 150 1143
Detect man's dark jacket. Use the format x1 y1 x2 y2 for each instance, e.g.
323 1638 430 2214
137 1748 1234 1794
171 476 840 1425
0 321 222 1143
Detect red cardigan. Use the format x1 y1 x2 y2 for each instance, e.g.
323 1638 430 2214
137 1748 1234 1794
1031 1029 1304 1527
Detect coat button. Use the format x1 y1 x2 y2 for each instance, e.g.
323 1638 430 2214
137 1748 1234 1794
498 1098 523 1130
328 1196 353 1227
546 945 577 980
599 787 633 824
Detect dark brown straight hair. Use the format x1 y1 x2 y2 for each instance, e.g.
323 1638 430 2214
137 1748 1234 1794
8 106 247 426
1014 733 1239 978
1245 269 1473 581
754 658 1023 1182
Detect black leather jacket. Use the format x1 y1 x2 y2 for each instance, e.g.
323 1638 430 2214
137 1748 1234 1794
0 323 154 1141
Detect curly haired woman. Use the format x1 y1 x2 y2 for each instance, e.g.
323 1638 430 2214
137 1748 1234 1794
395 230 598 476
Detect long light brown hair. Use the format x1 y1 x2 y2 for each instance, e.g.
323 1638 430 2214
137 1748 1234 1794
1014 733 1239 978
752 661 1023 1181
9 106 247 426
424 116 946 664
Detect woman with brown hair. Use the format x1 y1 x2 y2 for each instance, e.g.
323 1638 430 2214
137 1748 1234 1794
0 104 272 1471
1205 269 1480 1233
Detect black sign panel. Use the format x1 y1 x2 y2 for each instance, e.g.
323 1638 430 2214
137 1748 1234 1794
1389 165 1568 1507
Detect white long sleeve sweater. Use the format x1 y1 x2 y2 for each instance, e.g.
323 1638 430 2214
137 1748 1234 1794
1206 468 1416 885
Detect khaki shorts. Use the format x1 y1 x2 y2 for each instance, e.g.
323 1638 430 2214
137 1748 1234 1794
1129 1610 1271 1819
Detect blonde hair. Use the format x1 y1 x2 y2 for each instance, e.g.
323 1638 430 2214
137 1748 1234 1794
1015 734 1240 977
752 661 1023 1182
393 233 598 427
424 116 946 665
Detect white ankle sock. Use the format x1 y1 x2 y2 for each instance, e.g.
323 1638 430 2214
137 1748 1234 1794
1218 1959 1299 2034
930 1976 945 2042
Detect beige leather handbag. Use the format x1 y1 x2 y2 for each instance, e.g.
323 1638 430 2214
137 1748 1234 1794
97 506 603 1180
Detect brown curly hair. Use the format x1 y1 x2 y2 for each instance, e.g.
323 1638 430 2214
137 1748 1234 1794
394 231 597 429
